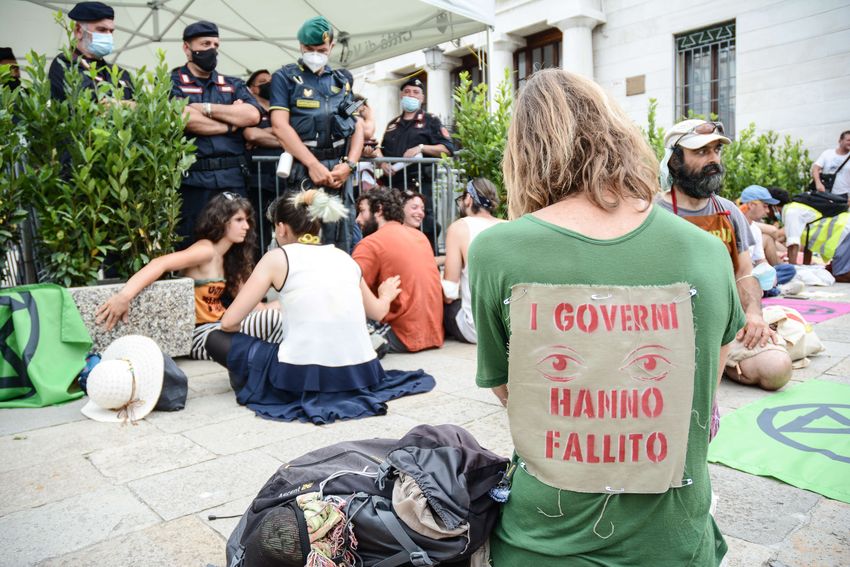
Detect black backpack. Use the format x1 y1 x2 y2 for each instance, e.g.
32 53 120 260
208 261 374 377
225 424 510 567
791 190 849 218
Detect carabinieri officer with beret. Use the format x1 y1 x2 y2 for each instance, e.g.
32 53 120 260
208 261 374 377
48 1 133 101
171 21 262 247
269 16 363 253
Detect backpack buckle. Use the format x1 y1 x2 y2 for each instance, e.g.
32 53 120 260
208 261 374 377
410 551 434 566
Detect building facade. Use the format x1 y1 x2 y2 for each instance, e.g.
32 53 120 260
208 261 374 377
352 0 850 154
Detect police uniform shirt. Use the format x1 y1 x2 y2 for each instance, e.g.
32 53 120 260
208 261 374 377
246 106 281 191
268 62 354 151
381 111 454 165
171 65 263 188
48 50 133 101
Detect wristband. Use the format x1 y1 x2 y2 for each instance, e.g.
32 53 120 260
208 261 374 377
204 102 212 118
418 143 424 154
342 156 357 172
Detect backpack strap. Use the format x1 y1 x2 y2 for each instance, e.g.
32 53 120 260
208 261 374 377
371 496 435 567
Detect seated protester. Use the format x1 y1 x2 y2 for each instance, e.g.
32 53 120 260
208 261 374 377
658 119 792 391
804 211 850 281
353 187 444 353
442 178 505 344
205 190 435 424
783 200 823 264
401 190 426 230
739 185 782 266
96 193 282 360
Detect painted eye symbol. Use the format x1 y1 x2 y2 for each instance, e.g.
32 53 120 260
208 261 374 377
620 345 673 382
536 346 584 382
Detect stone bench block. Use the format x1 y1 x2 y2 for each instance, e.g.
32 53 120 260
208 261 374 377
68 277 194 357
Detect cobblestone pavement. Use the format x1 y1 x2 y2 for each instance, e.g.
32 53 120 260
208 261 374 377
2 285 850 566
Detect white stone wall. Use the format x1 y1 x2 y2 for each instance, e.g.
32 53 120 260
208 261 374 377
595 0 850 153
352 0 850 154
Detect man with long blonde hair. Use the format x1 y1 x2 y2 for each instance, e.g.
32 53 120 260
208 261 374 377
470 69 743 566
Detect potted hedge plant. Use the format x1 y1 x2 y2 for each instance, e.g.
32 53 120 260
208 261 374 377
8 21 198 355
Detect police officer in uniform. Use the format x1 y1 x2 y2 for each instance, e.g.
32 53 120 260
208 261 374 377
48 2 132 101
377 77 454 251
171 21 262 247
244 68 282 249
268 16 363 253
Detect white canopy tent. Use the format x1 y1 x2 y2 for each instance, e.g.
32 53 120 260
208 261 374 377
2 0 494 78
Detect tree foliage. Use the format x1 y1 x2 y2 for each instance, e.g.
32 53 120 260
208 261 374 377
450 68 512 217
643 98 812 200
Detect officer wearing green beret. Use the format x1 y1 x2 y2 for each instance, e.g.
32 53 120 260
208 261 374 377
269 16 363 253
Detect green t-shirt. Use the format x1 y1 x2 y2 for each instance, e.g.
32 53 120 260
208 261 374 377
469 206 745 567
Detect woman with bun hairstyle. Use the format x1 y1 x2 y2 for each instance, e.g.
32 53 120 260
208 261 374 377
96 192 282 359
206 189 435 423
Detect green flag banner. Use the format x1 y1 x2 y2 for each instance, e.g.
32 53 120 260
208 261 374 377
708 380 850 503
0 283 92 408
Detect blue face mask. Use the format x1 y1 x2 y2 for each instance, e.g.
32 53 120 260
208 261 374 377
401 96 421 113
86 29 114 58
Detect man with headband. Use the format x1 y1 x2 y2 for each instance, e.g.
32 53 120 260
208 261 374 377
657 119 792 391
441 178 505 343
268 16 363 253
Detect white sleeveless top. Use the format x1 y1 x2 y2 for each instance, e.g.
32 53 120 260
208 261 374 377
457 217 504 343
276 243 375 366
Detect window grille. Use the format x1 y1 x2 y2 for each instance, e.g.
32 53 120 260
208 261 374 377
675 22 736 136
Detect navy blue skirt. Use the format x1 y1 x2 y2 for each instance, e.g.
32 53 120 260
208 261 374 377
227 333 435 424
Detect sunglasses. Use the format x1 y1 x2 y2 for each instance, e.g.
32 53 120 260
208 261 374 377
455 193 467 207
221 191 239 201
673 121 724 148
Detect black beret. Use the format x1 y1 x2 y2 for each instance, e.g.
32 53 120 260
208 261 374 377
400 77 425 91
0 47 16 61
183 21 219 41
68 2 114 22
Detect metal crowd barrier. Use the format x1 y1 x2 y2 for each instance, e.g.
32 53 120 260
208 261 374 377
250 155 464 255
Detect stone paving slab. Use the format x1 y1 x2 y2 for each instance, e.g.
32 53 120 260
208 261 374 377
709 464 821 545
144 391 248 434
182 412 315 455
87 433 216 483
0 455 105 517
127 450 282 521
36 515 225 567
259 412 421 464
0 398 87 437
0 419 158 474
723 535 775 567
1 486 159 566
773 497 850 566
388 390 504 424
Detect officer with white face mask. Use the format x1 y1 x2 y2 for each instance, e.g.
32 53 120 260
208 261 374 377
48 1 133 101
268 16 364 253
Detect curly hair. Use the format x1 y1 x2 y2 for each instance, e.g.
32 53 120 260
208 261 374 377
358 187 405 223
194 193 256 295
504 69 659 218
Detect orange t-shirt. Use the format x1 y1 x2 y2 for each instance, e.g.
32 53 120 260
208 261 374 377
194 279 226 324
353 221 444 352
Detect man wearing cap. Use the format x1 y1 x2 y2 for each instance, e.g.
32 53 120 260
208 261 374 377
48 1 132 101
376 77 454 252
739 185 783 266
268 16 363 253
171 21 262 247
0 48 21 90
657 119 792 391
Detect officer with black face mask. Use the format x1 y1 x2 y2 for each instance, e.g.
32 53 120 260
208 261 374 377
244 69 282 250
170 21 262 248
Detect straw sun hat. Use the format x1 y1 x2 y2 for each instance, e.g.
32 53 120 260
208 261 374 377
81 335 164 424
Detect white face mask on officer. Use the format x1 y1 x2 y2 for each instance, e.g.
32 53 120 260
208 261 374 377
301 51 328 73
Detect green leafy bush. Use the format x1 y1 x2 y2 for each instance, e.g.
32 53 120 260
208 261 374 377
11 24 194 286
643 98 812 200
450 68 512 217
0 66 29 277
